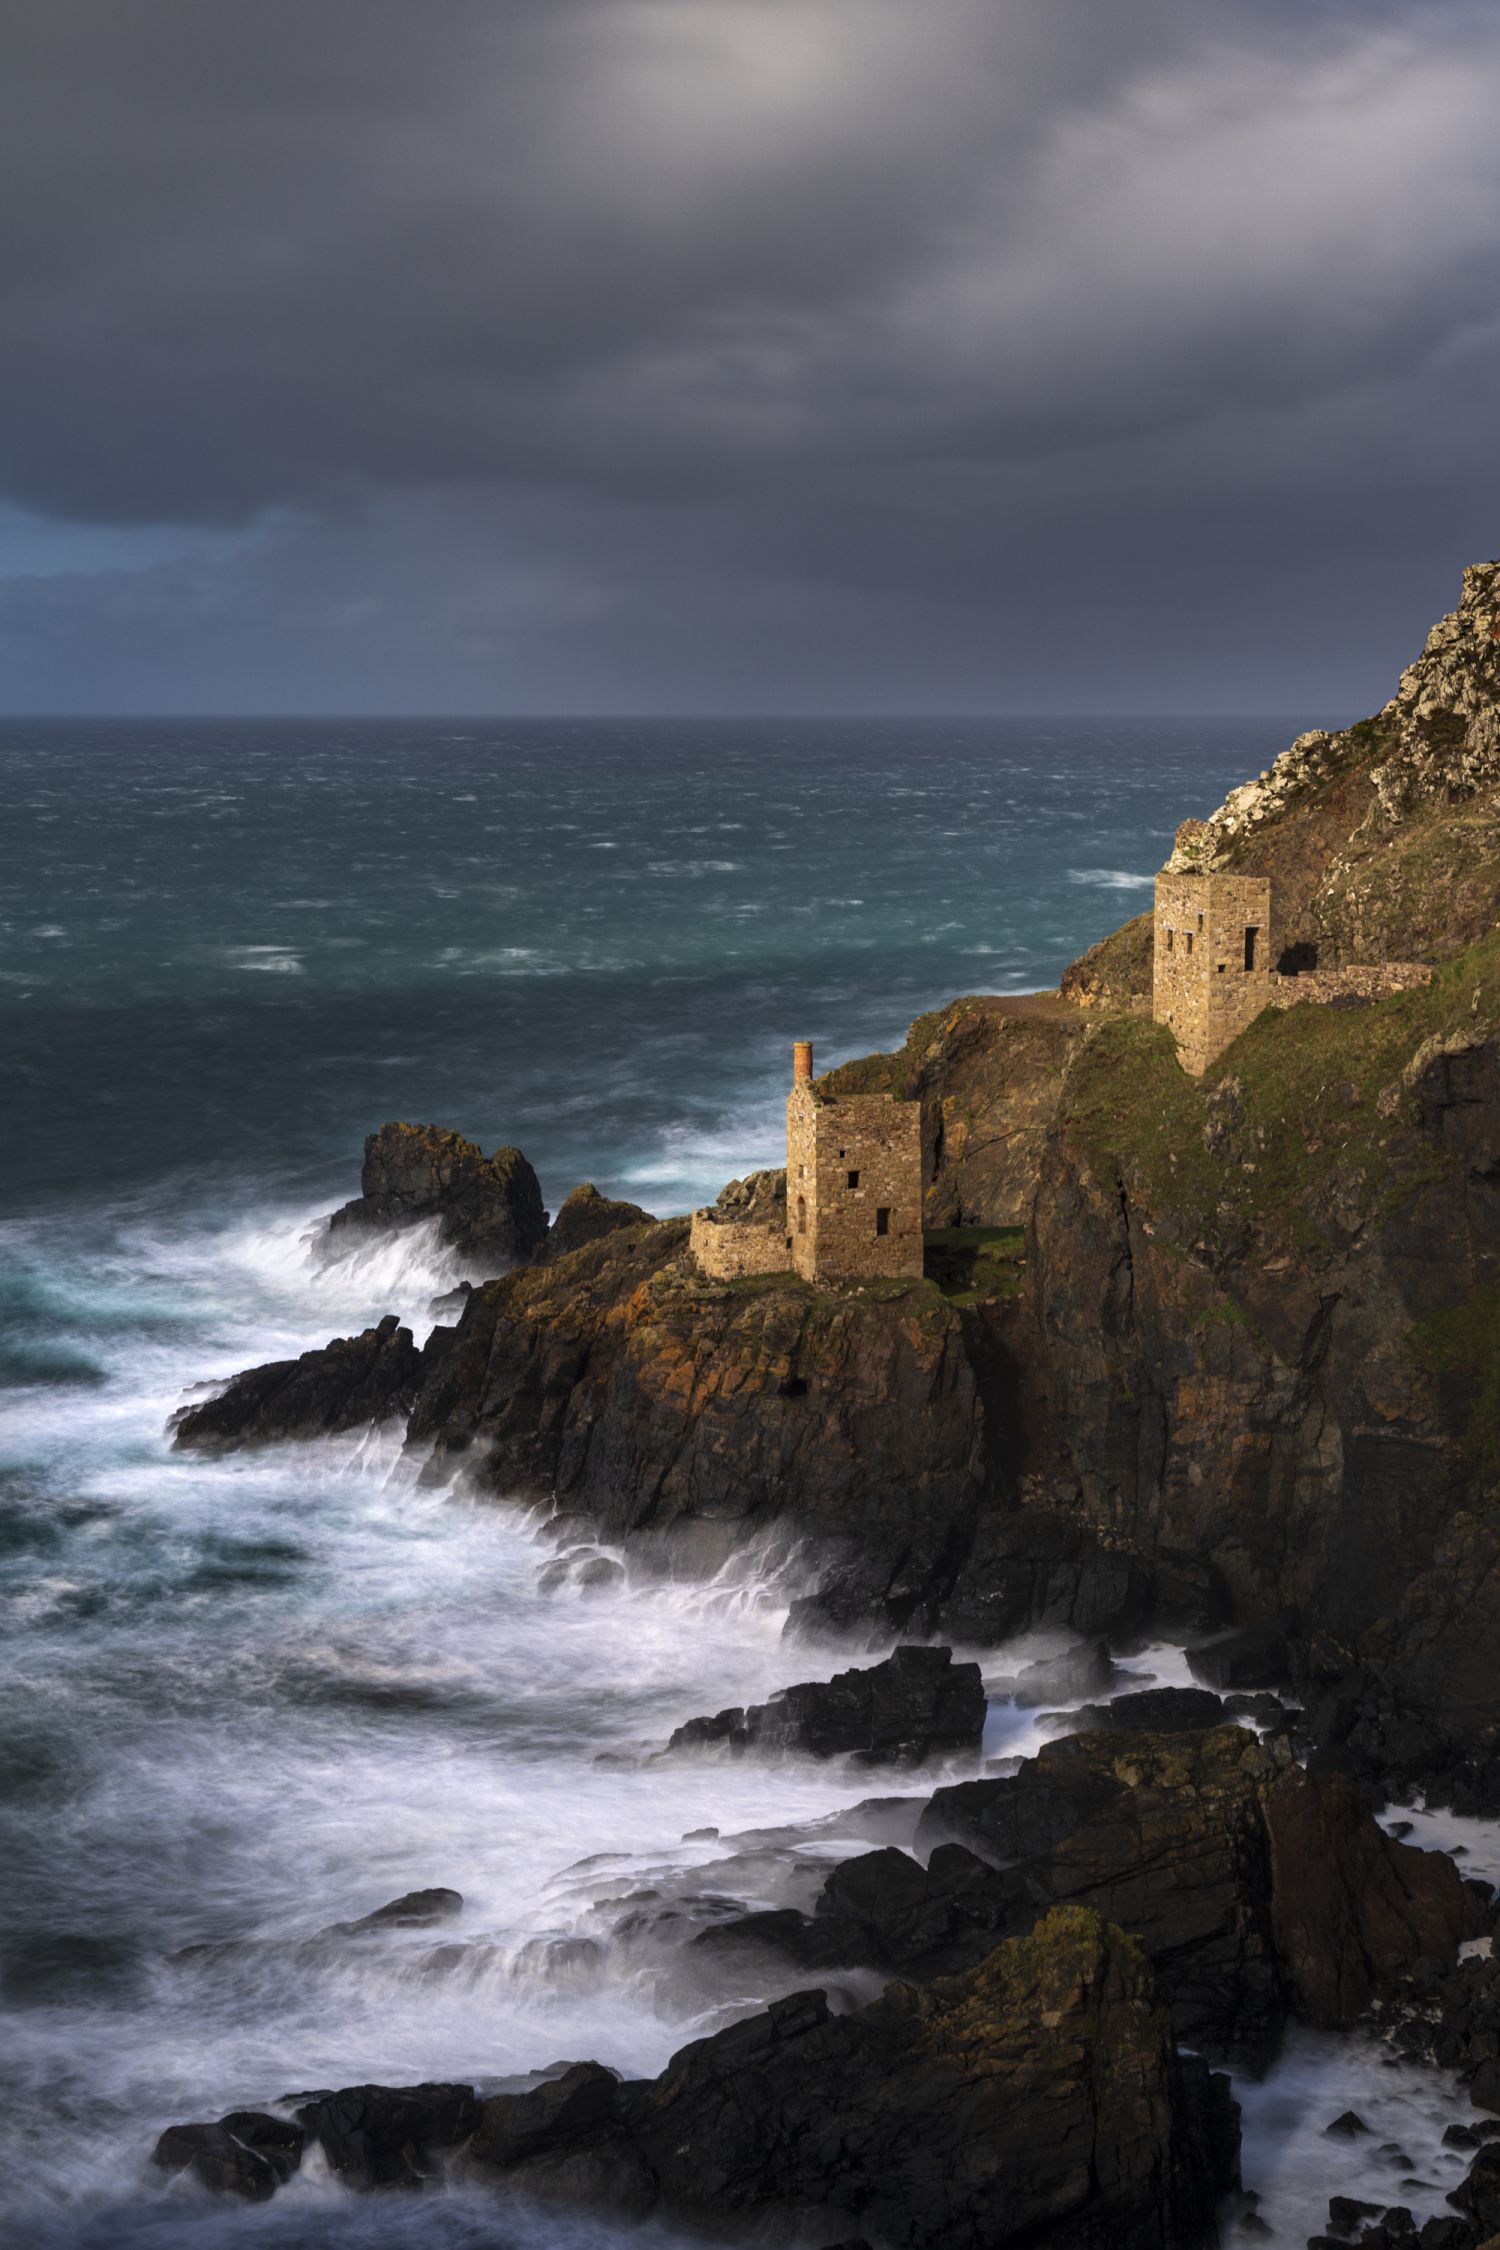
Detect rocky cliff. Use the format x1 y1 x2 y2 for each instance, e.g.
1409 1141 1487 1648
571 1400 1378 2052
1066 558 1500 1005
176 562 1500 1795
1028 928 1500 1800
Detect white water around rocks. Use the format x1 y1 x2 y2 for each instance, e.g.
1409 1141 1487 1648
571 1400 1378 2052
3 718 1492 2247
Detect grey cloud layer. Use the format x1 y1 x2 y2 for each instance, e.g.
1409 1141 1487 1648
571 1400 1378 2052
1 0 1497 709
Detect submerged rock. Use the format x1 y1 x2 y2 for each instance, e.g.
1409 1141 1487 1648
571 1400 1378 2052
170 1313 421 1451
469 1906 1236 2248
665 1644 985 1767
328 1121 547 1269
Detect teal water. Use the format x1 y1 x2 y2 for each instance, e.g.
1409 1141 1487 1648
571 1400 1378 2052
10 714 1386 2248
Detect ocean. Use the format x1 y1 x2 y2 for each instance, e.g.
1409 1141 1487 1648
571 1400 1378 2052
5 714 1478 2247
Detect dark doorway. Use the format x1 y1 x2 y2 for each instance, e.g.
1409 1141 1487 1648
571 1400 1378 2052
1244 926 1259 970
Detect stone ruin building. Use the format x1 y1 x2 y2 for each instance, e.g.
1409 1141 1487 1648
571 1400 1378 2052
690 1041 924 1284
1152 871 1275 1076
1153 868 1433 1075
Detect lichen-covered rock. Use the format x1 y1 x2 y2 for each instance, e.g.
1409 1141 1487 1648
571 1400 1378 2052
328 1121 547 1268
913 1725 1481 2067
171 1313 422 1451
665 1644 984 1766
541 1182 655 1263
409 1239 987 1574
470 1908 1236 2248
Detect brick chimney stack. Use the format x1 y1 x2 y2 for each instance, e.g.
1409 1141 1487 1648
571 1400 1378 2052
793 1040 813 1084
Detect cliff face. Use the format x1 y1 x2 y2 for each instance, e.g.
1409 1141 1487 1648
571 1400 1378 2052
1022 929 1500 1793
821 994 1085 1226
1066 559 1500 1005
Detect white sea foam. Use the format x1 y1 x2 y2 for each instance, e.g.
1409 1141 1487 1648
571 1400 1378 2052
1066 867 1156 890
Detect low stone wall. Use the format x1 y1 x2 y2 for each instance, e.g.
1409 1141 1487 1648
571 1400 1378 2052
689 1209 791 1280
1273 963 1433 1009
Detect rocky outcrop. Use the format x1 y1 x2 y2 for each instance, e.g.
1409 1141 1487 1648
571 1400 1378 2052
665 1644 984 1766
820 995 1086 1227
1063 559 1500 1005
541 1182 654 1263
468 1908 1236 2248
917 1726 1480 2065
152 2113 305 2200
289 2082 480 2191
1020 938 1500 1796
328 1122 547 1268
170 1314 422 1451
408 1237 989 1577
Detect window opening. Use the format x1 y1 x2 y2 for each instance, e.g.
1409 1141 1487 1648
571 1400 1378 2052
847 1169 860 1190
1244 926 1259 970
1166 928 1174 952
796 1195 806 1235
875 1207 890 1237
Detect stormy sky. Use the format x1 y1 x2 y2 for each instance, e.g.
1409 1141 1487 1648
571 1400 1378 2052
2 0 1498 716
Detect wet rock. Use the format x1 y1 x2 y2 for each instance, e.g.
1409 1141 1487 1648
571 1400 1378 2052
471 1906 1236 2247
1451 2141 1500 2234
151 2113 304 2199
1324 2110 1371 2139
666 1645 985 1767
328 1121 547 1269
919 1726 1482 2068
293 2081 480 2190
541 1184 655 1264
1066 1686 1228 1735
1261 1763 1484 2029
1225 1691 1291 1729
1187 1631 1290 1693
337 1888 464 1933
990 1637 1118 1707
171 1314 422 1452
537 1550 625 1597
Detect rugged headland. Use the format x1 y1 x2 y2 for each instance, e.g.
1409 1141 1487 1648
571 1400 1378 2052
166 560 1500 2247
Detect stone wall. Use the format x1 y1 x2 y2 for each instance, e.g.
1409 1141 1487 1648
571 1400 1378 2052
787 1081 923 1283
1154 871 1274 1074
1272 963 1434 1009
688 1209 791 1280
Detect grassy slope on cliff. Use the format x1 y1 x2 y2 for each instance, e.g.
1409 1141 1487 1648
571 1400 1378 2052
1057 927 1500 1254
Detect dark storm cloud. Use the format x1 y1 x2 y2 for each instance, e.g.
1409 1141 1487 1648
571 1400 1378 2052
1 0 1498 710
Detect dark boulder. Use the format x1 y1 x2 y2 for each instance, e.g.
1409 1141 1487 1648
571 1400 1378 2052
171 1314 421 1452
470 1907 1235 2248
918 1725 1481 2069
328 1122 547 1268
542 1184 655 1264
1064 1687 1228 1735
990 1638 1118 1707
1260 1762 1483 2028
1187 1631 1289 1693
666 1645 985 1767
151 2113 304 2200
292 2081 480 2190
328 1888 463 1935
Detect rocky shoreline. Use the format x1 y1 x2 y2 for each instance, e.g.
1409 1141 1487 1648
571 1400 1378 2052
161 563 1500 2245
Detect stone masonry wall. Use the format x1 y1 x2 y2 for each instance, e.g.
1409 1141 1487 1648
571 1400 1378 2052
688 1209 791 1279
1154 871 1275 1074
787 1082 923 1282
1272 963 1434 1009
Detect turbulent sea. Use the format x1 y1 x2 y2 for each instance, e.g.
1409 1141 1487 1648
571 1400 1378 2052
1 716 1486 2247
